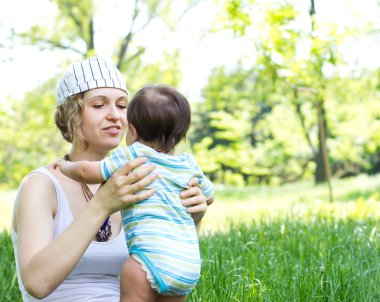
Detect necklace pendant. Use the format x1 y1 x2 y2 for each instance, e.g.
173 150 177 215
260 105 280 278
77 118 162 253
64 154 112 243
95 217 112 242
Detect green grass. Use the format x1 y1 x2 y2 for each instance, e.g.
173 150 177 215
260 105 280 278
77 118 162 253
0 231 20 301
1 174 380 301
192 217 380 301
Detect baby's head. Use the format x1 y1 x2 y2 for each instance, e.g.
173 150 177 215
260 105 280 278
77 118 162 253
127 84 191 153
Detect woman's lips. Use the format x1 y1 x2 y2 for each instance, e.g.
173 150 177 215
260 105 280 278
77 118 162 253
103 126 121 135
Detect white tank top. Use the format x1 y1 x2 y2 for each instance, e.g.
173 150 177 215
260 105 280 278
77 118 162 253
12 168 129 301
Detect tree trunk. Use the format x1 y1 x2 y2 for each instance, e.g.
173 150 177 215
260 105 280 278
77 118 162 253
315 98 329 183
315 98 333 202
314 101 327 183
309 0 333 202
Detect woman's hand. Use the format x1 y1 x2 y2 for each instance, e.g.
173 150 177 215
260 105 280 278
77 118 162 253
91 157 158 217
180 178 213 232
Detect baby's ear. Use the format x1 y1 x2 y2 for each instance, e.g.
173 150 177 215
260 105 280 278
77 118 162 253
129 124 139 139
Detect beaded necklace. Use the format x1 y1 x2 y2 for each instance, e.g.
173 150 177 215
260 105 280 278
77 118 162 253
64 154 112 242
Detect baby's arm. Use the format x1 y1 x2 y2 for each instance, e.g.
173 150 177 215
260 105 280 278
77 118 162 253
54 160 103 184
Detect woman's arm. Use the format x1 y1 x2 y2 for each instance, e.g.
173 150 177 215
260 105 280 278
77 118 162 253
14 158 157 299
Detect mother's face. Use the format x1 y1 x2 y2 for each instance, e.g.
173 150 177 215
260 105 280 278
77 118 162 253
80 87 128 153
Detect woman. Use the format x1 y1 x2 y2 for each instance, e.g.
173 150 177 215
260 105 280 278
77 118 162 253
11 57 210 301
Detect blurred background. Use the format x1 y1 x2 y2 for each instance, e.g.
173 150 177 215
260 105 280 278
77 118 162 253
1 0 380 217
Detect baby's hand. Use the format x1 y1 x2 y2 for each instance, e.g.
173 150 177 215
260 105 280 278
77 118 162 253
53 159 66 170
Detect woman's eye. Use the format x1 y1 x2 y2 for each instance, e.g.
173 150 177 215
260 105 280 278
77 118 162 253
118 104 128 109
93 104 104 108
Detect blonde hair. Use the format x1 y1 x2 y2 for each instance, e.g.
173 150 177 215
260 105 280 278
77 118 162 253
54 93 88 149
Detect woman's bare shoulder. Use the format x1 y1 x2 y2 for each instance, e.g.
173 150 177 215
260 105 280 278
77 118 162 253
13 167 58 231
19 166 56 190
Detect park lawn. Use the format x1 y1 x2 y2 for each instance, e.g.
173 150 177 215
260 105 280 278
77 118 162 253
191 216 380 302
203 173 380 233
1 174 380 301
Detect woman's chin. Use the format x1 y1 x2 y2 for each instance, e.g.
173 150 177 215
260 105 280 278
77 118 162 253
94 138 123 152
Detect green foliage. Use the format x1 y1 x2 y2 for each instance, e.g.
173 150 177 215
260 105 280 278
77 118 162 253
0 79 68 188
191 63 314 185
123 50 183 95
327 76 380 176
187 0 380 186
216 0 254 36
190 66 267 185
18 0 94 56
13 0 193 77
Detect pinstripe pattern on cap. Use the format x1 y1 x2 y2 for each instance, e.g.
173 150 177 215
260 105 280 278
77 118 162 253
56 57 128 105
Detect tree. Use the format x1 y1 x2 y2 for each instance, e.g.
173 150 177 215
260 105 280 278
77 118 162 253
191 69 259 185
188 0 380 187
210 0 344 188
15 0 201 73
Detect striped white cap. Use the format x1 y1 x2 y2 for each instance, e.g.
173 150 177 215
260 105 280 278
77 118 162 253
56 57 128 105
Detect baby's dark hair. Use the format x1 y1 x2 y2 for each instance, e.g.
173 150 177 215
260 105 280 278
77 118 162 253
127 84 191 153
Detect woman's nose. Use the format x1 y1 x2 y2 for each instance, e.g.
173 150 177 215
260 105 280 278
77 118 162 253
106 105 121 120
